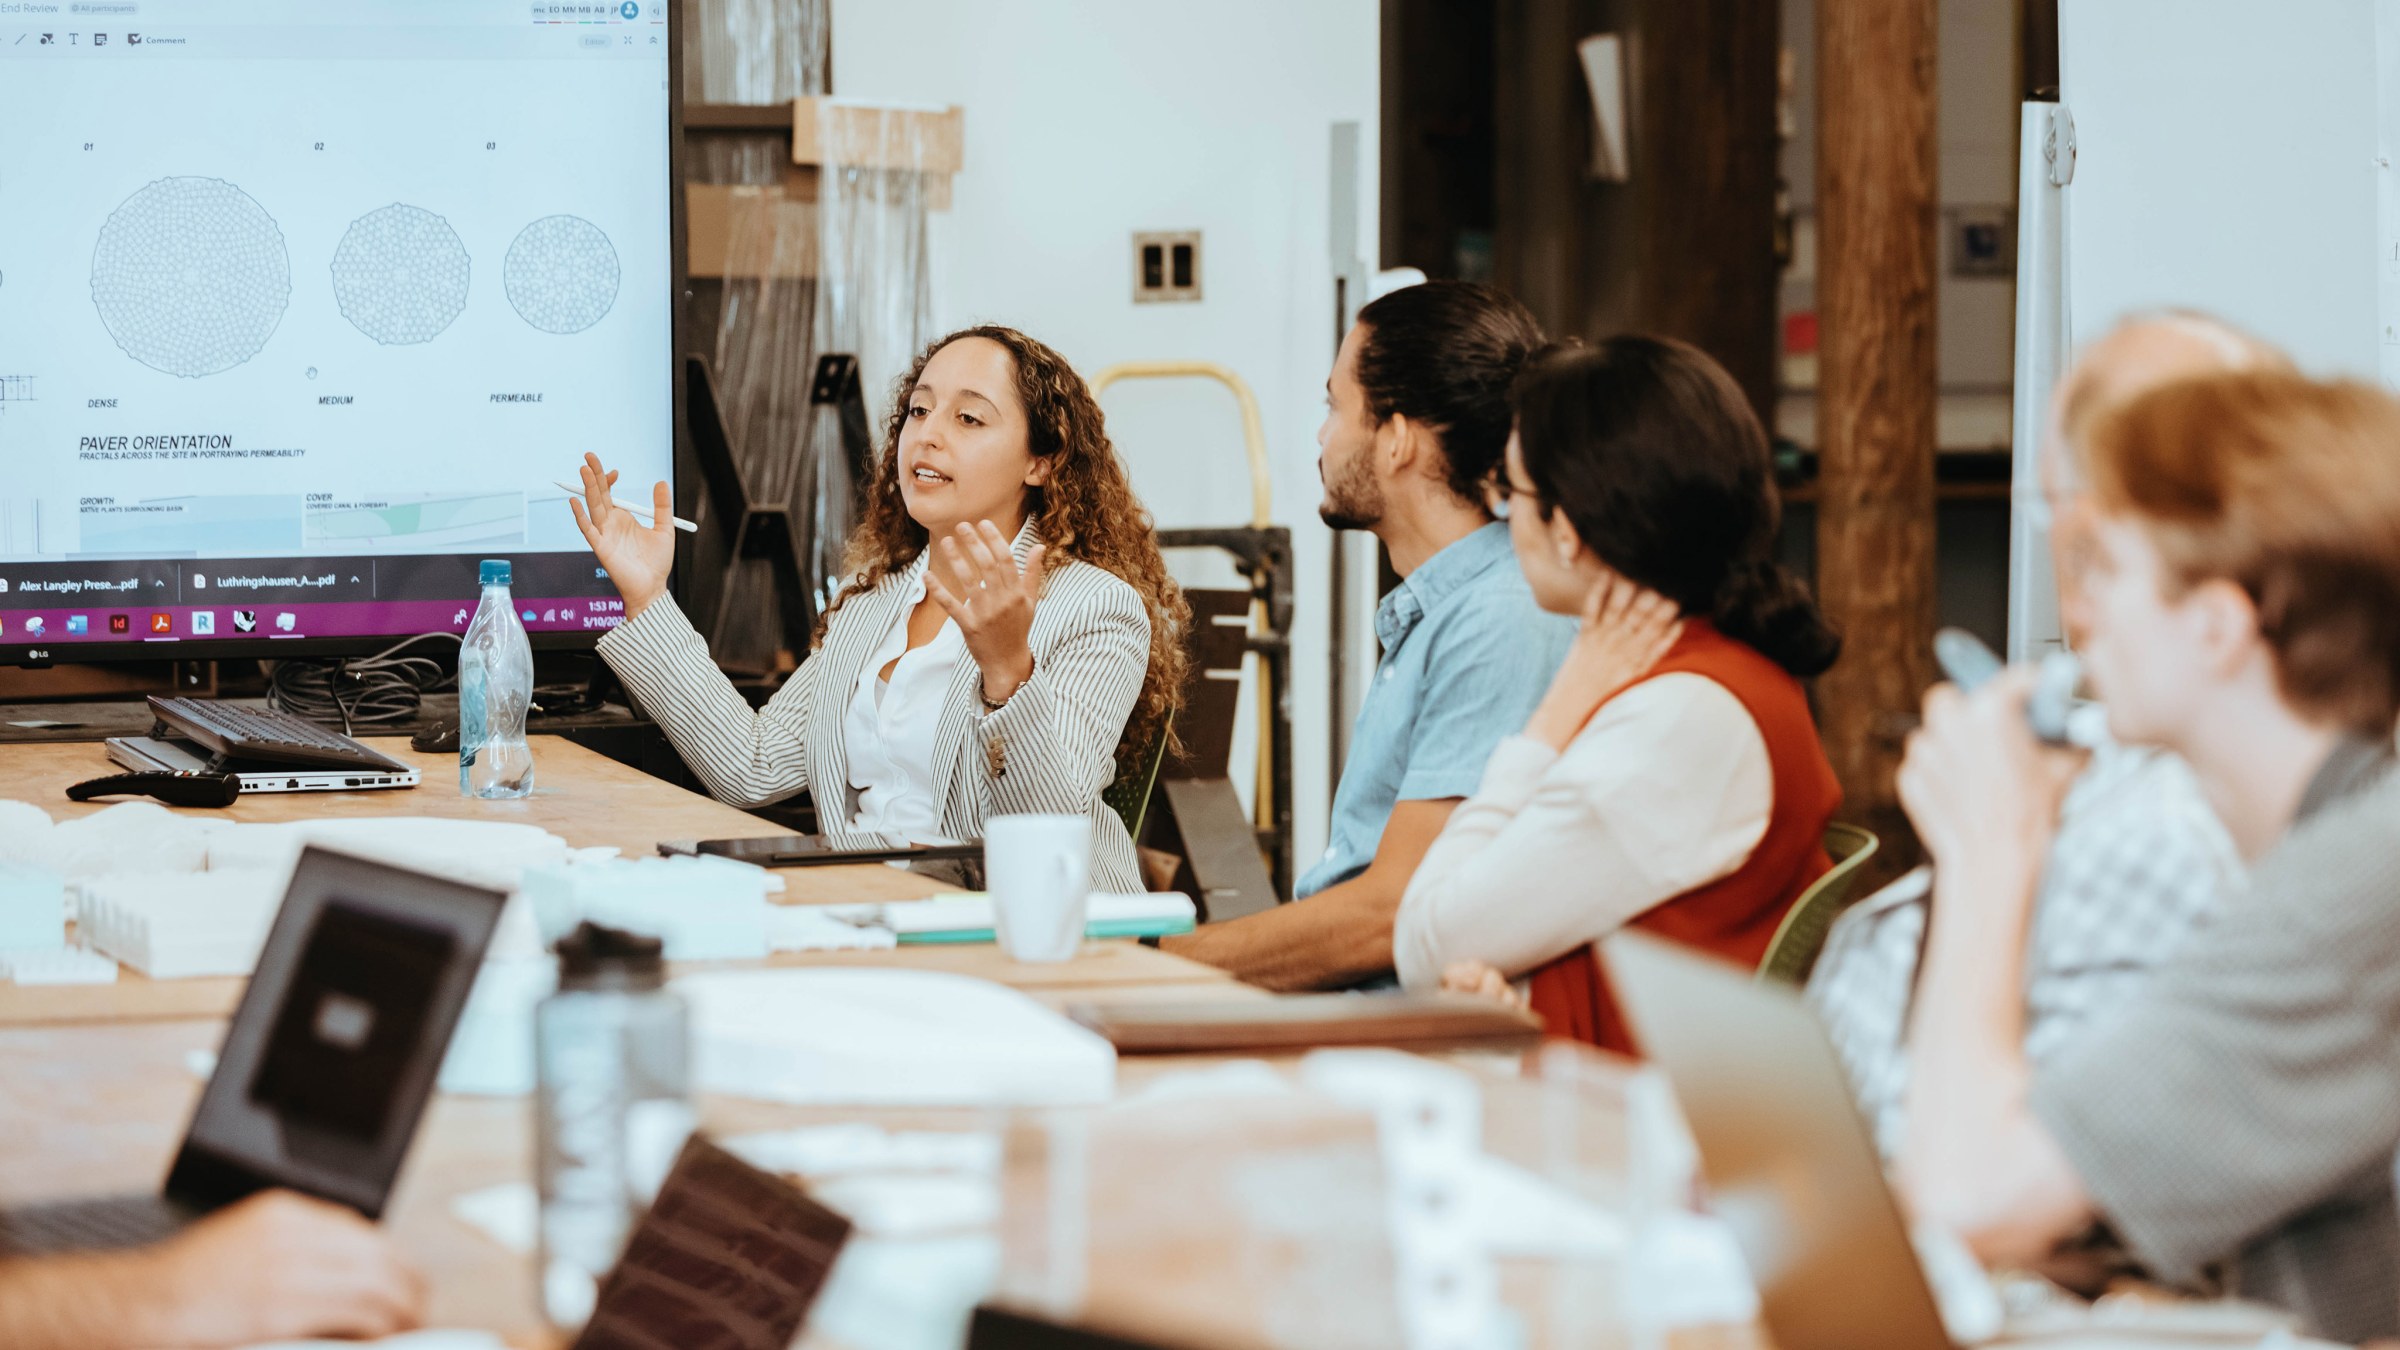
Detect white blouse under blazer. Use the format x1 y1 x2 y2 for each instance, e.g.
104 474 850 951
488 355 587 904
842 554 968 837
596 524 1151 892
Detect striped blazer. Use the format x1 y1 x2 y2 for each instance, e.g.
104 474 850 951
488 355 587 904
596 524 1150 892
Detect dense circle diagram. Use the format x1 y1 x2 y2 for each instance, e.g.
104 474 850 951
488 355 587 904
90 176 291 378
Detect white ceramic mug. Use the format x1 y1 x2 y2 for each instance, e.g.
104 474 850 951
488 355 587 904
984 814 1091 963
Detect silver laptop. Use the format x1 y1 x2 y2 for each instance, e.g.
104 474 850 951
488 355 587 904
1602 929 1956 1350
0 847 503 1255
108 733 420 793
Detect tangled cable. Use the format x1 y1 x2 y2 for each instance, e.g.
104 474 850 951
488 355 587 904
266 632 461 736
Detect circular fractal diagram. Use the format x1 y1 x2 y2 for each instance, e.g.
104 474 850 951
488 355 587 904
330 203 472 345
90 176 291 378
503 214 619 335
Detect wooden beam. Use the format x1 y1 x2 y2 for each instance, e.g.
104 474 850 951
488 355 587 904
684 102 799 132
1814 0 1938 869
685 183 819 280
792 98 964 174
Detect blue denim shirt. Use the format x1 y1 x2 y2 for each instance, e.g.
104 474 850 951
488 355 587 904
1295 522 1576 898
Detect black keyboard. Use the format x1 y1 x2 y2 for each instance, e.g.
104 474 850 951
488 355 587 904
148 696 402 772
0 1195 195 1256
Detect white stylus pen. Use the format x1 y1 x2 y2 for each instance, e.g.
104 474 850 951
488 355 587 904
553 478 698 533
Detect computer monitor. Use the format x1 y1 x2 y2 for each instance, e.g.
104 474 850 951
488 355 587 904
0 0 685 667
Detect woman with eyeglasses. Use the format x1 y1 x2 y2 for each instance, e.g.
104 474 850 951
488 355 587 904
1393 335 1844 1053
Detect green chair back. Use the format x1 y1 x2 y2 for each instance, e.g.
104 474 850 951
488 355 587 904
1102 714 1174 843
1756 823 1881 987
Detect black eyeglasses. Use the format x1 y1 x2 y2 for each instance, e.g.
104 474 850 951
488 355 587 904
1482 475 1537 521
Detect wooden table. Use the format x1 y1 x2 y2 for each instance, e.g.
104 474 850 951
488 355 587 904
20 734 923 890
0 736 1235 1026
0 733 1298 1340
0 736 1758 1349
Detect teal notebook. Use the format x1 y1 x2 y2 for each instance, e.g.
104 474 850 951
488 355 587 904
879 893 1196 945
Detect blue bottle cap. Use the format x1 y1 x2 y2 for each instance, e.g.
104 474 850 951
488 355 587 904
479 559 510 586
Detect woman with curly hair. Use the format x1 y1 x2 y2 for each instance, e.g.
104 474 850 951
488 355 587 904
573 326 1187 892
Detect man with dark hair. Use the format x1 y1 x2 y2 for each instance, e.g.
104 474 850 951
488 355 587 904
1165 280 1574 988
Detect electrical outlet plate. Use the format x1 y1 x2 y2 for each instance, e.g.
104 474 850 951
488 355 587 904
1132 230 1202 303
1947 206 2017 279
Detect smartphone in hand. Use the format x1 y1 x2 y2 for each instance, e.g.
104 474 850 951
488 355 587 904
1932 628 2080 747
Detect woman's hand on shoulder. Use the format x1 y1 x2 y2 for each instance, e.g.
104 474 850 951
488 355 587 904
568 451 675 619
925 520 1045 704
1522 572 1683 752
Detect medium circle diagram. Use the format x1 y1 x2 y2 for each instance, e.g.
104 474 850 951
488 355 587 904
90 176 291 378
504 214 619 335
331 203 472 345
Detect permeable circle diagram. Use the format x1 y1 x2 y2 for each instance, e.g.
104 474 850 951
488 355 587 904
330 203 472 345
504 214 619 335
90 176 291 378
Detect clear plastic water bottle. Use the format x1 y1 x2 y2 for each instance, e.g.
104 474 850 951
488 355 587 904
459 557 535 798
535 923 692 1332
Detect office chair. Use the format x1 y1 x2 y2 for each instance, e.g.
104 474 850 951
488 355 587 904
1756 823 1881 986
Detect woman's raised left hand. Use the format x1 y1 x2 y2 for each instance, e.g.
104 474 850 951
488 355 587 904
925 520 1047 704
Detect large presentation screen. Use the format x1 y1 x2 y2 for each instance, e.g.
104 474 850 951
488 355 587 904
0 0 675 663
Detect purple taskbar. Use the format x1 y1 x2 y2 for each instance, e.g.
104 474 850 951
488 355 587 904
0 553 627 647
0 597 626 644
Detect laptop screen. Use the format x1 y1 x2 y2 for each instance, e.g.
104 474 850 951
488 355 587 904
166 845 505 1216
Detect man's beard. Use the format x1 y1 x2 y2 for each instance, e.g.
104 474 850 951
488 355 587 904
1318 451 1384 531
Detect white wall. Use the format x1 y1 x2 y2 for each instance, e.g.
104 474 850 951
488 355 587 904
2059 0 2380 378
831 0 1381 873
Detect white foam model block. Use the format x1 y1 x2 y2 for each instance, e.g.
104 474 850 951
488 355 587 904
807 1233 1004 1350
520 853 775 960
204 818 577 893
482 893 549 963
766 906 896 953
0 861 66 951
448 1181 540 1256
677 968 1116 1107
0 802 56 868
808 1173 1001 1238
723 1124 1001 1179
79 869 284 979
0 946 119 985
9 801 210 880
438 957 557 1097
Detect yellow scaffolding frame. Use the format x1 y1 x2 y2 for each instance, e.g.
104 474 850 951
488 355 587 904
1091 360 1279 848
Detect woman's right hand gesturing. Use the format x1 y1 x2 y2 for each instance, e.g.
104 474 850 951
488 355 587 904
568 451 675 619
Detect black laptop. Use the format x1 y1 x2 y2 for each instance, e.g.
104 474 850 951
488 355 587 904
0 847 505 1254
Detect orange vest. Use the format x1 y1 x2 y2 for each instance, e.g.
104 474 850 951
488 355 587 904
1525 621 1841 1055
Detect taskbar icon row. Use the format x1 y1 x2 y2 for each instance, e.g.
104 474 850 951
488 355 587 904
4 607 282 639
0 597 626 643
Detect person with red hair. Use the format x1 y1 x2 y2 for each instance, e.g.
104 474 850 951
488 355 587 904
1899 369 2400 1343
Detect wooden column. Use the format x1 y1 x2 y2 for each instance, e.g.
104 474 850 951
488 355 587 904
1814 0 1937 866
